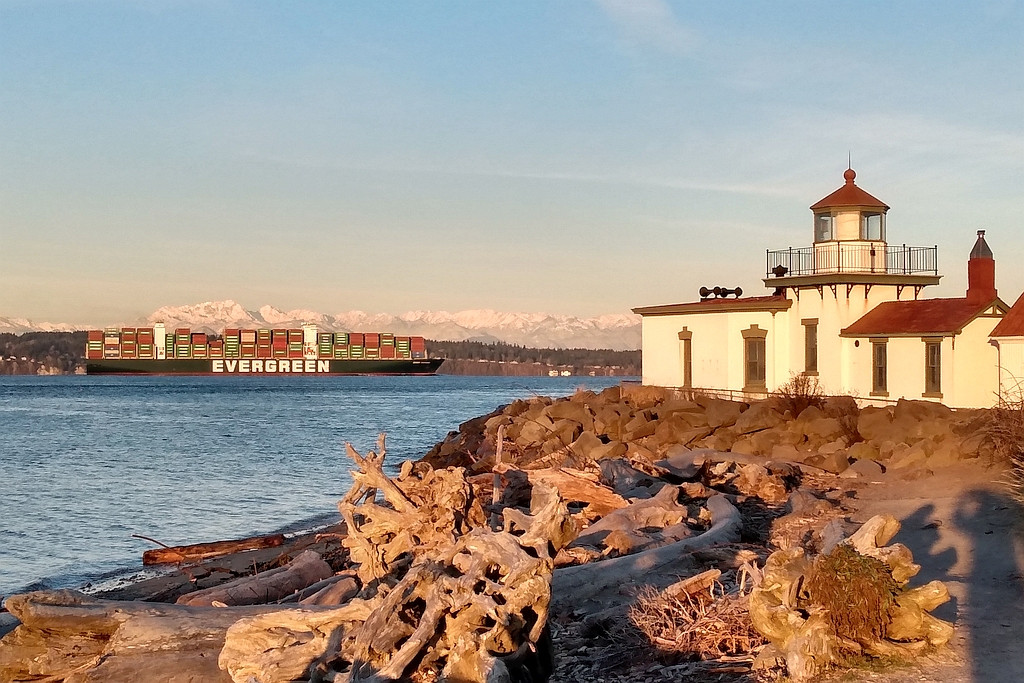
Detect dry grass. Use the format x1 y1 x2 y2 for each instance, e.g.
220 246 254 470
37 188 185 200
988 396 1024 504
805 545 898 648
628 578 766 660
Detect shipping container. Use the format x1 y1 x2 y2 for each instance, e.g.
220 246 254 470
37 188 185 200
288 329 303 341
350 345 365 359
241 330 258 344
334 346 350 359
381 333 395 346
381 346 396 359
364 333 380 349
349 333 364 346
88 330 104 342
176 345 192 359
191 333 208 345
241 344 257 359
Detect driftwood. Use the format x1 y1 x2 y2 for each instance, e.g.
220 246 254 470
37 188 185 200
748 514 953 681
140 533 286 565
551 494 743 615
217 438 573 683
0 589 343 683
569 484 693 558
176 549 334 607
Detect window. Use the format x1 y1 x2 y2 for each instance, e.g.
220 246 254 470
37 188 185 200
871 340 887 395
925 340 941 396
803 319 818 374
815 213 834 242
861 212 884 241
678 328 692 388
742 325 767 390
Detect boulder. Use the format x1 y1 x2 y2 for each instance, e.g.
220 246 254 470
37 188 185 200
543 400 593 425
655 398 702 418
589 440 628 461
568 431 604 460
927 440 963 468
848 441 880 462
803 417 845 442
817 438 847 455
516 419 552 448
704 426 739 451
893 398 953 423
734 401 786 435
817 450 850 474
842 458 885 480
795 405 826 423
957 432 989 460
698 397 745 429
858 406 896 442
888 443 929 470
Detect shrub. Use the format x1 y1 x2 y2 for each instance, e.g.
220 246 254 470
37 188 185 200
771 373 826 417
988 396 1024 504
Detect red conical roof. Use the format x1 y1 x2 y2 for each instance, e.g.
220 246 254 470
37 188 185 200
810 168 889 211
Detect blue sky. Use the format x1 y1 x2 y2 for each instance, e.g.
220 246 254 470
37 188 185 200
2 1 1023 324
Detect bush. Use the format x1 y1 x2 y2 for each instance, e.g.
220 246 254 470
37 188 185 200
989 397 1024 504
771 373 826 417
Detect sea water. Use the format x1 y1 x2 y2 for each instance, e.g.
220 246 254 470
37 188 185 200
0 374 627 597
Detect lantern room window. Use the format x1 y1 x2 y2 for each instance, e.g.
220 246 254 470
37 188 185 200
861 212 884 241
815 213 834 242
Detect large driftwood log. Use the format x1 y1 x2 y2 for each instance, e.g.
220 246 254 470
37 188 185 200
551 494 742 615
141 533 286 565
0 590 351 683
176 549 334 606
569 483 692 558
748 514 953 681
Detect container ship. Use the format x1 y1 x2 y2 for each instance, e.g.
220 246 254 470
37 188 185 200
85 324 444 375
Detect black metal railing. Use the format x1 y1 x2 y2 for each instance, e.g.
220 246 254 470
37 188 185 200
766 243 938 277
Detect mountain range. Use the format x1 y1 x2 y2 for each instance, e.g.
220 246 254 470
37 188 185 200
2 300 641 351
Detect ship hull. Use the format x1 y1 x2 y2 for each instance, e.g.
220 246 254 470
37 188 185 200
86 358 445 376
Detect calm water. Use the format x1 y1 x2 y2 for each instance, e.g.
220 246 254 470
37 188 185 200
0 374 627 597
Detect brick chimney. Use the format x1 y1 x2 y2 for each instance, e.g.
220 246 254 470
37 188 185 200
967 230 996 304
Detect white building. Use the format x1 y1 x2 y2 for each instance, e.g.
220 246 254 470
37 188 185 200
633 168 1011 409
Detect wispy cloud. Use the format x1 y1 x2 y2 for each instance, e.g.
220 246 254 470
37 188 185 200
594 0 700 55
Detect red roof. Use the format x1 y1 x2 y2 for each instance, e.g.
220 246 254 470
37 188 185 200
810 168 889 211
991 292 1024 337
841 297 1002 337
633 296 792 316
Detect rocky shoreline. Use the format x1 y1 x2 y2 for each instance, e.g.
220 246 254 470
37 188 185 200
0 384 1014 682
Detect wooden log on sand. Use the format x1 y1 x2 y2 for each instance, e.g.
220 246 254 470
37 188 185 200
140 533 286 565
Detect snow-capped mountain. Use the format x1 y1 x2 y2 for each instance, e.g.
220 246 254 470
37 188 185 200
0 317 81 334
138 300 640 350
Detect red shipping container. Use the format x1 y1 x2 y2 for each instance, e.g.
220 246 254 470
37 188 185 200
287 349 303 359
364 333 380 348
257 346 272 358
381 346 396 359
349 333 365 346
87 350 103 359
410 337 426 350
225 328 239 337
88 330 103 341
175 328 190 336
191 333 207 344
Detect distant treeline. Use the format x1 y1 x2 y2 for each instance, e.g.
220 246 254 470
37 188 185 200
0 331 88 375
0 332 641 376
428 340 640 376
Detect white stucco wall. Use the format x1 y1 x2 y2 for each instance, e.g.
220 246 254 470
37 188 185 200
840 316 1001 408
640 309 790 392
780 283 916 396
996 338 1024 402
